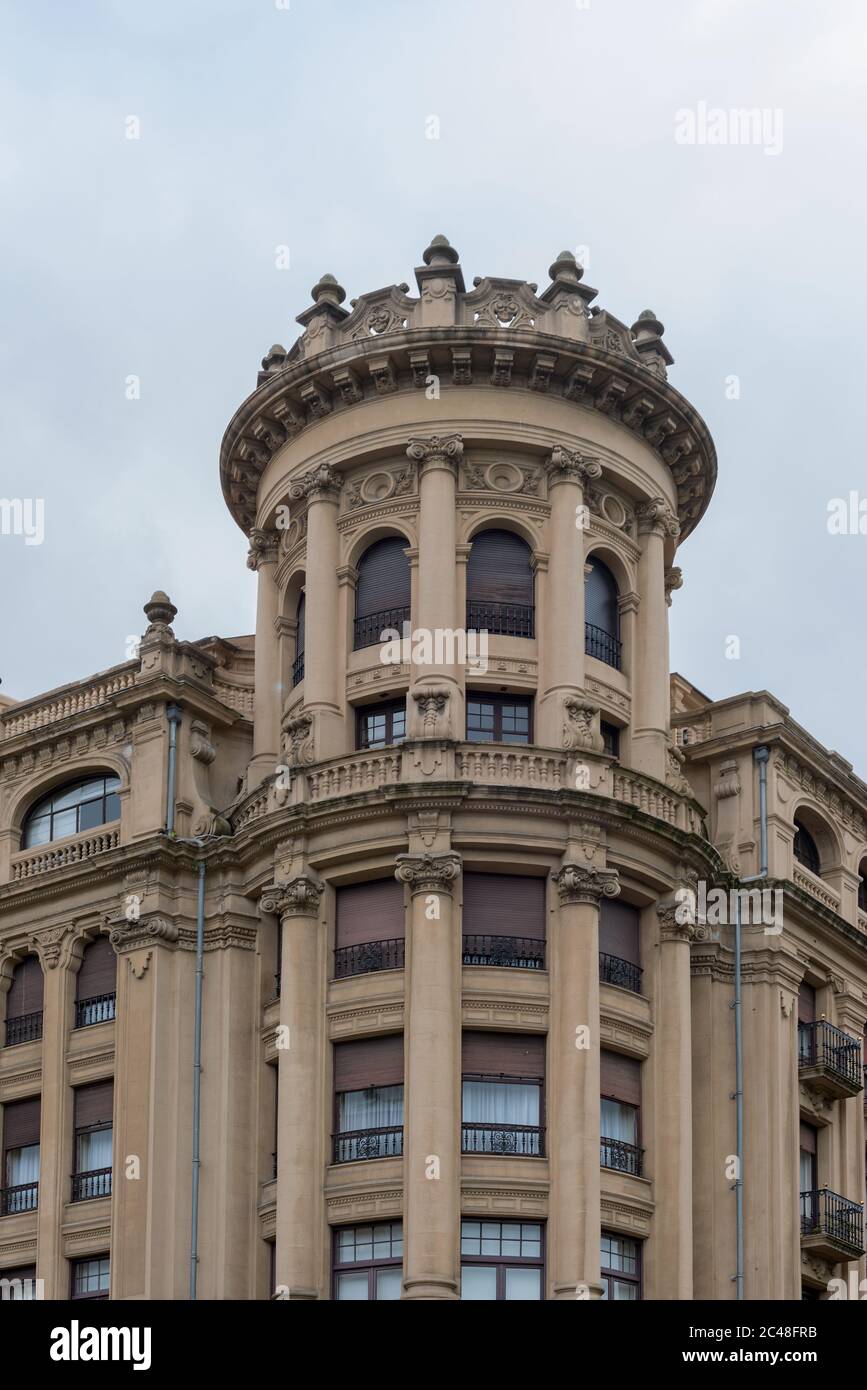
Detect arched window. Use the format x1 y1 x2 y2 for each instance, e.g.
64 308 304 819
466 530 534 637
293 591 305 686
585 557 621 670
793 817 821 877
858 859 867 913
354 538 411 650
22 775 121 849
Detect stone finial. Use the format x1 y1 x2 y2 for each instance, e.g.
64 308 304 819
311 272 346 306
630 309 674 375
143 591 177 637
422 234 460 266
260 344 287 376
548 249 584 283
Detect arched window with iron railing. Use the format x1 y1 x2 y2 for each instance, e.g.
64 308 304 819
292 591 305 686
585 556 621 670
466 529 534 638
21 775 121 850
354 538 411 651
793 816 821 877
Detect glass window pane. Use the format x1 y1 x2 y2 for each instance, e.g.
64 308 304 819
375 1268 402 1300
53 780 105 811
505 1266 541 1300
336 1271 370 1300
460 1265 498 1300
460 1222 481 1254
52 808 78 840
78 798 107 832
23 814 51 848
612 1278 638 1300
103 793 121 822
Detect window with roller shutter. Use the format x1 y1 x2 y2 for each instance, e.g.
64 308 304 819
599 900 642 994
75 937 117 1029
461 1032 545 1157
332 1036 404 1164
2 1096 40 1214
466 530 534 637
4 955 44 1046
334 879 406 979
601 1051 642 1176
461 873 546 970
354 538 411 650
72 1081 113 1202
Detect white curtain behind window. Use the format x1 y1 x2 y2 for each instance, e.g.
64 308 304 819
601 1099 637 1144
462 1081 539 1125
6 1143 40 1186
77 1127 112 1171
339 1085 404 1131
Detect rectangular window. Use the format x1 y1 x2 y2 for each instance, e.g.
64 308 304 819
71 1255 110 1301
333 1037 404 1163
334 879 406 979
799 1121 818 1195
333 1221 403 1300
461 1033 545 1157
601 1232 641 1299
2 1097 40 1215
72 1081 113 1201
461 872 545 969
601 721 621 758
356 700 406 751
599 900 642 993
4 956 44 1047
466 693 532 745
460 1220 544 1300
74 937 117 1029
601 1052 642 1176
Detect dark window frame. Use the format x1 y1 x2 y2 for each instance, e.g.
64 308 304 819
601 721 621 758
70 1254 110 1301
793 819 821 876
601 1231 642 1300
355 699 407 751
459 1219 545 1301
466 692 533 745
22 776 121 849
461 1071 545 1157
332 1083 405 1164
332 1221 403 1300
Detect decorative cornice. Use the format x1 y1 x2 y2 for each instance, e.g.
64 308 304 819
554 864 620 905
260 875 324 919
395 851 462 895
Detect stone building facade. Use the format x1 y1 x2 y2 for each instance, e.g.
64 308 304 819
0 238 865 1302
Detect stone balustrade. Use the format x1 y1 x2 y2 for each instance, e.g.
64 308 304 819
0 669 137 740
11 828 121 880
793 864 842 914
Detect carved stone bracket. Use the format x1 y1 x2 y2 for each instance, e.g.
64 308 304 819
395 852 462 895
28 924 74 970
284 712 315 767
411 687 450 739
665 742 692 797
664 566 683 606
562 697 604 752
260 875 324 919
108 914 179 955
554 864 620 906
544 444 602 489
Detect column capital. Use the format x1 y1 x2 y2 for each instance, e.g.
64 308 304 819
406 433 463 475
28 923 76 970
544 444 602 489
246 527 280 570
657 901 698 944
288 462 343 505
636 496 680 539
554 864 620 905
395 851 461 895
260 875 324 919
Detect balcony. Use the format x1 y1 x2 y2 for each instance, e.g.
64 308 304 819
74 993 116 1029
800 1188 864 1262
461 1123 545 1157
4 1011 43 1047
353 606 410 652
599 953 642 994
585 622 622 671
466 601 534 639
798 1021 863 1100
601 1137 644 1177
292 652 304 687
71 1168 112 1202
332 1127 403 1164
334 938 405 980
462 935 545 970
0 1182 38 1216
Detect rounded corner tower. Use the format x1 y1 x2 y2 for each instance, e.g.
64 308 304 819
220 235 722 1301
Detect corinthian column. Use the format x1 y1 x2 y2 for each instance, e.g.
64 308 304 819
395 851 462 1299
538 446 602 749
406 435 462 737
260 875 325 1299
247 528 281 788
289 463 344 760
30 926 74 1300
631 498 679 782
550 861 619 1299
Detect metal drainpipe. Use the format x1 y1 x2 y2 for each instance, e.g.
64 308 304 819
165 704 183 834
731 744 770 1301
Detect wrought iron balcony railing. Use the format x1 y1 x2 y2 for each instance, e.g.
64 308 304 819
800 1188 864 1259
462 934 545 970
74 993 116 1029
798 1020 863 1092
71 1168 112 1202
332 1126 403 1164
292 652 304 686
4 1011 43 1047
601 1137 644 1177
466 601 535 639
599 952 643 994
461 1123 545 1157
334 938 405 980
0 1181 39 1215
585 622 622 670
353 606 410 652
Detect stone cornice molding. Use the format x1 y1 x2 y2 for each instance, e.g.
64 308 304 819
543 444 602 489
406 433 463 476
636 497 680 539
395 851 461 895
246 527 280 571
288 462 343 505
260 875 324 919
554 864 620 905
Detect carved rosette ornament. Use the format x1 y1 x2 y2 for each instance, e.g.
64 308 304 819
636 497 680 540
288 462 343 506
395 852 462 896
554 864 620 906
544 444 602 489
405 433 464 475
246 527 280 571
260 876 324 919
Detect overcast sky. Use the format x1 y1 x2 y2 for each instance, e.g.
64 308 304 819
1 0 865 771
